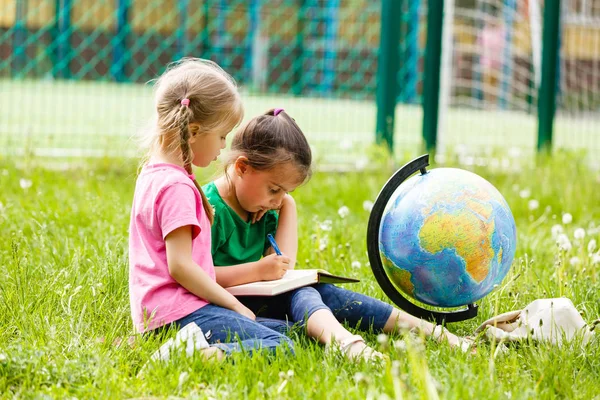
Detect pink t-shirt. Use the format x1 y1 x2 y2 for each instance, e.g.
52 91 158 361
128 163 215 333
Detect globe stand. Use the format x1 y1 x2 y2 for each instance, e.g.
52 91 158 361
367 154 478 324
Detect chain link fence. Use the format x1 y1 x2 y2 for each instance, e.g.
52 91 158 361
1 0 598 165
1 0 389 166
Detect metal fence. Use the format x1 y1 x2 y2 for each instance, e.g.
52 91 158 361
0 0 598 165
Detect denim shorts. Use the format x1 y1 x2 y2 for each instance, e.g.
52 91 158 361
172 304 295 355
238 283 394 332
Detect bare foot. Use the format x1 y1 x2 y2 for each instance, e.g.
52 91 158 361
431 326 475 353
200 347 226 362
327 335 389 362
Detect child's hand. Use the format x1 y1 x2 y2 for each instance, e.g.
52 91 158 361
233 303 256 320
250 194 295 224
258 253 290 281
250 209 268 224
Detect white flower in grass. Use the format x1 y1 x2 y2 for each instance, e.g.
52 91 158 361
569 256 581 266
556 234 572 252
353 372 366 383
508 147 521 158
351 261 361 269
551 224 563 239
519 188 531 199
340 139 353 150
363 200 374 213
377 333 388 344
528 199 539 211
319 236 329 251
355 157 368 171
19 178 32 190
587 239 597 254
338 206 350 219
562 213 573 224
393 340 406 351
573 228 586 240
319 219 332 231
592 253 600 265
0 353 6 362
177 372 189 390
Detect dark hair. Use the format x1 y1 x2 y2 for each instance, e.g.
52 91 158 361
226 109 312 182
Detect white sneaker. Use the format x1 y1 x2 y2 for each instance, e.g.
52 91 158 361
151 322 210 361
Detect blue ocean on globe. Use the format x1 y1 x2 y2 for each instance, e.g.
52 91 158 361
379 168 517 307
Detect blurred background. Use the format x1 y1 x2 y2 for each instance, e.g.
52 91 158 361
0 0 598 167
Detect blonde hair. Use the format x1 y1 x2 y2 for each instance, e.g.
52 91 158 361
144 58 244 223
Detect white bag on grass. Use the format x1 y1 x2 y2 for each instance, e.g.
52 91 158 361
474 298 597 346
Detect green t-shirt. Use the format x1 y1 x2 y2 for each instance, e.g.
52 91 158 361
203 182 279 266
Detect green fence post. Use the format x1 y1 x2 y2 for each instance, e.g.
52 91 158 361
375 0 402 151
293 0 306 96
112 0 131 82
54 0 72 79
537 0 561 153
422 0 444 153
201 1 211 57
176 0 190 60
13 0 27 78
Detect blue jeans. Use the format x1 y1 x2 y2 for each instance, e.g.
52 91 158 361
173 304 294 355
238 283 394 332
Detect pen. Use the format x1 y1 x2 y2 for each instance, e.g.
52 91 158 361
267 234 282 256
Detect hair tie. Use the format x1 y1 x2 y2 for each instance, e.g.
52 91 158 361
181 98 190 107
274 108 284 116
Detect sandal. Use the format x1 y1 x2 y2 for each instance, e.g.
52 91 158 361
325 334 388 362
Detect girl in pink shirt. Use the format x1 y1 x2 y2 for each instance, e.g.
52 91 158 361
128 58 294 360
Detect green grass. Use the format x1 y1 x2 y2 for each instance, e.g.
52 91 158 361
1 79 599 166
1 150 599 398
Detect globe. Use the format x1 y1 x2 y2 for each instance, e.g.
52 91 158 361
378 168 516 308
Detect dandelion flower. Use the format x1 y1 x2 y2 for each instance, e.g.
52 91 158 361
340 139 352 150
556 233 572 252
355 157 368 171
551 224 563 239
592 254 600 265
393 340 406 350
338 206 350 219
319 236 329 251
351 261 361 269
508 147 521 158
587 239 597 254
519 188 531 199
353 372 366 383
362 200 374 213
569 256 581 266
562 213 573 224
377 333 388 344
319 219 332 231
19 178 32 189
528 199 539 210
573 228 586 240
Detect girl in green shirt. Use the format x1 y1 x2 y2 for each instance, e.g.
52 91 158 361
205 108 472 361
